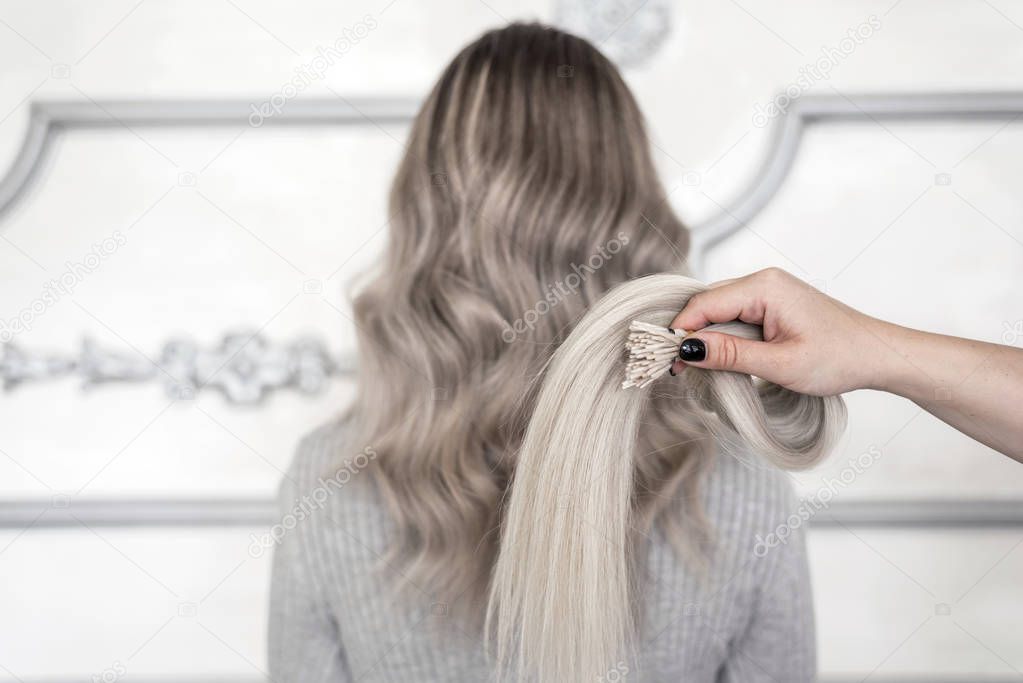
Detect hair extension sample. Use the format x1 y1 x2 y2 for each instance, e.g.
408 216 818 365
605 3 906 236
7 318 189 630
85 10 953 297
486 273 846 682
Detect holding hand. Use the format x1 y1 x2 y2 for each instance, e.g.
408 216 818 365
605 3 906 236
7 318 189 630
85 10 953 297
670 268 883 396
670 268 1023 462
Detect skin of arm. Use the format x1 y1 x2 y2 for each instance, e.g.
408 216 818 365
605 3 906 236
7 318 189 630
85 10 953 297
669 268 1023 462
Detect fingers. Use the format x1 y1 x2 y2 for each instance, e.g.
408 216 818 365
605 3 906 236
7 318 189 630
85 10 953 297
676 331 787 380
672 268 801 332
667 269 804 384
670 277 766 332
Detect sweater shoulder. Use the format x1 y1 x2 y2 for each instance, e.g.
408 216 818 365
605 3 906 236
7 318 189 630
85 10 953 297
699 450 802 551
279 417 379 507
283 418 348 484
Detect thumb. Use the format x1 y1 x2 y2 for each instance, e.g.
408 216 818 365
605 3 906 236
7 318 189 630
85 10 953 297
678 331 783 378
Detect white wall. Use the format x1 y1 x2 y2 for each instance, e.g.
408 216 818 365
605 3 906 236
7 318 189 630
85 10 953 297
1 0 1021 680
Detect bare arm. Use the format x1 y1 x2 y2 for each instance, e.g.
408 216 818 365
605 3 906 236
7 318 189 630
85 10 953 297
868 321 1023 460
670 268 1023 462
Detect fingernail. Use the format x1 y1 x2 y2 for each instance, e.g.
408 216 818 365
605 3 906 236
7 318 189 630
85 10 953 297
679 338 706 362
668 366 676 376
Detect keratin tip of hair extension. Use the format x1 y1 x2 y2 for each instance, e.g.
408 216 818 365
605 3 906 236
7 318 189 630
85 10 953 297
622 320 688 389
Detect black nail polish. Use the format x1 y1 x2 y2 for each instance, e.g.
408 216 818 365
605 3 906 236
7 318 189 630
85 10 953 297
679 338 706 362
668 366 676 376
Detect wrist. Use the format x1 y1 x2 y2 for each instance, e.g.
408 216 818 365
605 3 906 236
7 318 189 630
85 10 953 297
862 318 924 397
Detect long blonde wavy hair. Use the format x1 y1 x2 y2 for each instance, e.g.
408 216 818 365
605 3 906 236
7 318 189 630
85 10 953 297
348 23 699 611
347 23 847 681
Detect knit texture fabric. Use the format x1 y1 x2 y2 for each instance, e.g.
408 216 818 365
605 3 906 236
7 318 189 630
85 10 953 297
268 420 816 682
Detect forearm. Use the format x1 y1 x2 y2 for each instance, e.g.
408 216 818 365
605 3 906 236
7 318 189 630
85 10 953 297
869 320 1023 462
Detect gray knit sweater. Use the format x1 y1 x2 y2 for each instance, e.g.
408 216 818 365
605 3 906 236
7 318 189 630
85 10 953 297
268 420 816 682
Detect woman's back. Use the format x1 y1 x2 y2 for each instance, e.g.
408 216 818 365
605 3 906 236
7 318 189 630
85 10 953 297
265 23 840 683
269 419 815 682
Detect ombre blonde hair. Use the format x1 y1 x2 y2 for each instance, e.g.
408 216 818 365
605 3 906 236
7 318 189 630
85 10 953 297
349 23 697 610
348 24 846 681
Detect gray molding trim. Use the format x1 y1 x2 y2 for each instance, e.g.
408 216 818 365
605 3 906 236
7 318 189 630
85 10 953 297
0 97 421 223
16 678 1015 683
810 499 1023 529
819 679 1022 683
1 498 273 528
2 497 1021 529
4 92 1022 236
687 91 1023 271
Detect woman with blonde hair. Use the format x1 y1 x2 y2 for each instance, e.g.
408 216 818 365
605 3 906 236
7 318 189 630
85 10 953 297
269 22 842 682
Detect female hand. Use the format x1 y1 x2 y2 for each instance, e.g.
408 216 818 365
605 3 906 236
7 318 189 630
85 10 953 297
669 268 884 396
670 267 1023 462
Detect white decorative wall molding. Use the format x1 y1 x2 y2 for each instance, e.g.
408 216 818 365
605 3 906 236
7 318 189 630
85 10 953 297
1 332 353 404
1 92 1022 530
553 0 673 68
0 97 420 224
3 93 1021 263
687 91 1023 272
